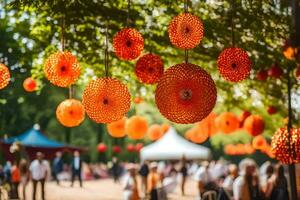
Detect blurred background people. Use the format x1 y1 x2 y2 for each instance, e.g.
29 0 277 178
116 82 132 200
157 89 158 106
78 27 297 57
111 157 121 183
71 151 82 187
147 162 160 200
223 164 238 192
52 151 63 185
179 156 188 196
11 161 20 199
19 158 29 200
123 164 139 200
139 160 149 197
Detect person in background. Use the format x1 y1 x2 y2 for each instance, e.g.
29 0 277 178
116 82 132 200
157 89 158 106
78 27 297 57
195 161 216 198
261 164 274 193
147 162 160 200
52 151 63 185
11 161 20 199
3 161 12 184
264 164 289 200
19 159 29 200
179 156 188 196
123 164 139 200
223 164 238 192
139 160 149 197
111 157 121 183
71 151 82 187
29 152 48 200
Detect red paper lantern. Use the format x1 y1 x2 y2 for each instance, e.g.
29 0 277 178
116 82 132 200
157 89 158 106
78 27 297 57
112 145 121 154
135 143 143 152
256 69 268 81
268 63 283 79
252 135 267 150
244 115 265 136
296 66 300 79
82 78 131 124
107 117 126 138
196 112 218 136
0 63 10 90
155 63 217 124
56 99 85 127
168 13 204 49
215 112 239 134
113 28 144 60
23 77 37 92
217 47 251 82
127 144 135 152
238 111 251 128
44 51 80 87
97 143 107 153
135 53 164 84
126 116 148 140
267 106 277 115
147 124 164 141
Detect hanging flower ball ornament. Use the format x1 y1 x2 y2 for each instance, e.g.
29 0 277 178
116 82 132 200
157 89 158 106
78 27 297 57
244 115 265 136
97 143 107 153
155 63 217 124
44 51 80 87
23 77 37 92
147 124 164 141
113 28 144 61
217 47 251 82
0 63 10 90
135 53 164 84
82 78 131 124
252 135 267 150
215 112 239 134
168 13 204 49
126 116 148 140
56 99 85 127
107 117 127 138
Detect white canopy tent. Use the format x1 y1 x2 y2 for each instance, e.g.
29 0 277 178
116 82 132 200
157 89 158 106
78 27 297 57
140 127 211 161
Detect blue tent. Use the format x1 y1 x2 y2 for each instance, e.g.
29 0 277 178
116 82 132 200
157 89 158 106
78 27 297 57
3 128 64 148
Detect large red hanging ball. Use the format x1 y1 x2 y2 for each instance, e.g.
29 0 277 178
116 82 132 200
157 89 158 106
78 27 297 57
243 115 265 136
44 51 81 87
56 99 85 127
0 63 10 90
268 63 283 79
217 47 251 82
113 28 144 61
23 77 37 92
155 63 217 124
215 112 239 134
126 116 148 140
97 143 107 153
135 53 164 84
107 117 127 138
256 69 268 81
168 13 204 49
82 78 131 124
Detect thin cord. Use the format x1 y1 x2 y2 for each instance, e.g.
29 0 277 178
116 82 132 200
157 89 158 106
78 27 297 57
104 21 109 77
61 15 65 51
184 0 189 63
126 0 131 27
230 0 235 47
184 0 189 13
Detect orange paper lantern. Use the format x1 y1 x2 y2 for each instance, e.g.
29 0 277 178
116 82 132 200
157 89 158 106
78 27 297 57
189 127 209 144
224 144 237 155
126 116 148 140
113 28 144 60
244 143 255 154
82 78 131 124
56 99 85 127
0 63 10 89
23 77 37 92
135 53 164 84
217 47 251 82
244 115 265 136
44 51 80 87
107 117 127 138
161 123 170 133
155 63 217 124
196 112 218 136
147 124 164 141
133 96 142 104
215 112 239 134
168 13 204 49
252 135 267 150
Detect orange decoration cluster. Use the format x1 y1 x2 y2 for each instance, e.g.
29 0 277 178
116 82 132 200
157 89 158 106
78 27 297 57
82 78 131 124
126 116 148 140
23 77 37 92
160 123 170 133
44 51 80 87
135 53 164 84
271 128 300 164
215 112 239 134
217 47 251 82
244 115 265 136
56 99 85 127
0 63 10 90
196 112 218 136
252 135 267 150
107 117 127 138
168 13 204 49
224 143 255 155
185 127 208 144
147 124 164 141
155 63 217 124
113 28 144 60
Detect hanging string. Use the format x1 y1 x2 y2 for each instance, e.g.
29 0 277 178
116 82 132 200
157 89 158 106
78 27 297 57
104 21 109 77
184 0 189 63
126 0 131 27
61 15 65 52
230 0 235 47
184 0 189 13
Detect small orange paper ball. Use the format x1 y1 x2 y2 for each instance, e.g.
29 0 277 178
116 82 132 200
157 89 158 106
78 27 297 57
196 112 218 136
126 116 148 140
190 127 209 144
252 135 267 150
133 96 143 104
0 63 10 90
147 124 164 141
82 78 131 124
113 28 144 60
135 53 164 84
56 99 85 127
224 144 236 155
44 51 80 87
217 47 251 82
160 123 170 133
215 112 239 134
244 115 265 136
155 63 217 124
23 77 37 92
107 117 126 138
244 144 255 154
168 13 204 49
